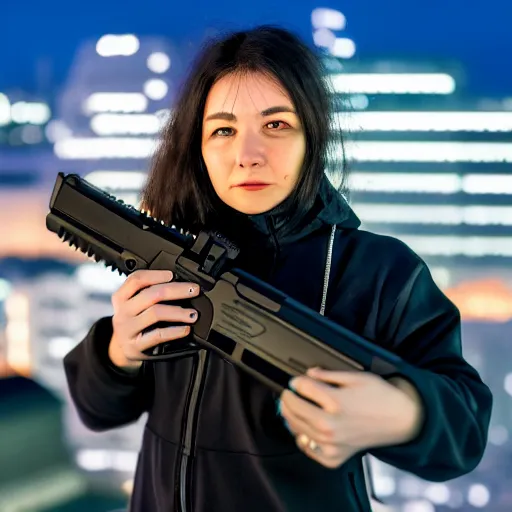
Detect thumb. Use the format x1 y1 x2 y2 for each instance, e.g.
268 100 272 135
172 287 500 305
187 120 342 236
306 367 367 386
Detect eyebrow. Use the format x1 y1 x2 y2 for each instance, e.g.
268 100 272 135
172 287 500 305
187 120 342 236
204 105 296 122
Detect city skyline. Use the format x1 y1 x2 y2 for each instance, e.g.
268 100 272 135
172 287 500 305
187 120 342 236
2 0 512 97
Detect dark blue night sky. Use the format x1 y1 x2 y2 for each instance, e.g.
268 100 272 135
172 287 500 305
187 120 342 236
2 0 511 97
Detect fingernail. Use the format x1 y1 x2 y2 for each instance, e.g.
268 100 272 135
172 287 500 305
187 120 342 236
289 378 298 391
189 285 198 294
283 419 292 433
189 311 197 320
276 399 282 416
167 271 174 282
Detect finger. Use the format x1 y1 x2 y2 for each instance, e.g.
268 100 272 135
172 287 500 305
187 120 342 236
134 324 192 353
127 281 200 317
132 303 199 335
281 400 319 441
298 437 355 469
284 420 298 436
306 367 368 387
281 388 323 419
276 400 297 436
289 376 341 413
281 389 337 440
114 270 173 304
296 433 323 461
280 399 336 445
295 433 340 460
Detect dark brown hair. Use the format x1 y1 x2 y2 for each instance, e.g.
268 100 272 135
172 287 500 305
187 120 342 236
140 25 347 232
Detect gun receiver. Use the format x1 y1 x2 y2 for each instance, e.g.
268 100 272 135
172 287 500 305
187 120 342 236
46 172 414 391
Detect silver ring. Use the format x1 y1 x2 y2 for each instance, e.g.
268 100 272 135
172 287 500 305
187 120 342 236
298 434 322 454
308 439 321 453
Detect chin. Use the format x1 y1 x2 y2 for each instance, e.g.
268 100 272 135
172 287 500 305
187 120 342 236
236 205 273 215
227 199 280 216
219 188 290 216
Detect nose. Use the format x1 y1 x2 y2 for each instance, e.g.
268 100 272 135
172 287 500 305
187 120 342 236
235 131 266 168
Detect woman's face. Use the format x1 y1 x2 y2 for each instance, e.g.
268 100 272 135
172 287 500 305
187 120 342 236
201 71 306 215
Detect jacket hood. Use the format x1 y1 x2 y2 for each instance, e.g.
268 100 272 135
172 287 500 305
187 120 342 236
207 175 360 248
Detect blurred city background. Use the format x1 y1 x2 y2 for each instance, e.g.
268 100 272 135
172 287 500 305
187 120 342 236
1 1 511 511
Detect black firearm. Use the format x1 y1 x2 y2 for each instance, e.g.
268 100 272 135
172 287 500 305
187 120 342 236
46 172 416 391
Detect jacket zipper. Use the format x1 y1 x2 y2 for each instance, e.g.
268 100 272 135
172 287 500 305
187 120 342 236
176 349 209 512
265 217 280 275
176 218 278 510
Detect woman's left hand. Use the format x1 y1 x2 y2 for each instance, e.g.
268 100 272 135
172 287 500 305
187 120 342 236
278 367 424 469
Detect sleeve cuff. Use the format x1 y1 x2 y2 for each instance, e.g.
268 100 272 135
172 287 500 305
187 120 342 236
83 317 144 386
370 368 438 464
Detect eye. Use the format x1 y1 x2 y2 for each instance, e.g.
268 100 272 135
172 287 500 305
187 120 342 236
212 127 234 137
265 120 290 130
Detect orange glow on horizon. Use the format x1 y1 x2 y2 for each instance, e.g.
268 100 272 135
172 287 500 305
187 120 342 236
445 278 512 323
0 191 88 262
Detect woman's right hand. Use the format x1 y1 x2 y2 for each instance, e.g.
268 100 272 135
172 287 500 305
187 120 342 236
108 269 200 371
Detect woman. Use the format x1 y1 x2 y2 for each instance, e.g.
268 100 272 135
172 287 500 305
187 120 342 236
64 26 492 512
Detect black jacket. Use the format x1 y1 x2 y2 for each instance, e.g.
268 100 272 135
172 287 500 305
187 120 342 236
64 178 492 512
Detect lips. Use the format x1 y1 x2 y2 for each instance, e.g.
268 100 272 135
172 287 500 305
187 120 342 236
236 182 270 187
235 183 270 191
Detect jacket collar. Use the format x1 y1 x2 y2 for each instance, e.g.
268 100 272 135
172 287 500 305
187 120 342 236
211 175 360 248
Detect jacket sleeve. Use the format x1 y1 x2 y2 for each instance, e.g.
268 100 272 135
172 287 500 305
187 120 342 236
368 262 492 482
63 316 153 432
